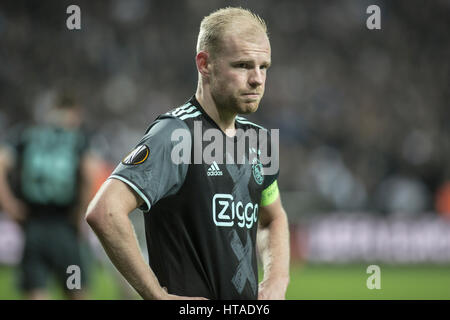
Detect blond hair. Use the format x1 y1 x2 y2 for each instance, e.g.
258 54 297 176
196 7 268 58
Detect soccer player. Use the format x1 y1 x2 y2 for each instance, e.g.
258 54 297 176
86 7 290 300
0 92 96 299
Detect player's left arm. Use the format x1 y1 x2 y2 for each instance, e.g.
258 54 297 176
257 181 290 300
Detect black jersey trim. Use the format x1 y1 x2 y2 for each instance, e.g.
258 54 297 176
189 96 269 132
188 96 222 130
188 95 247 144
235 116 268 131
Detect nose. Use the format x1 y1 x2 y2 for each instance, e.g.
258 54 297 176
248 68 264 87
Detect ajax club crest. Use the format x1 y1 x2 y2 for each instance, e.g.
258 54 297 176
251 157 264 185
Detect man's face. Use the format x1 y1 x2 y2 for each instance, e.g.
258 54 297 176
209 27 271 115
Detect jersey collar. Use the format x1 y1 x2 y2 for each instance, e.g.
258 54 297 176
188 95 244 142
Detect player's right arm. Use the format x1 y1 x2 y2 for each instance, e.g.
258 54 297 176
85 178 206 300
85 117 204 300
86 179 163 299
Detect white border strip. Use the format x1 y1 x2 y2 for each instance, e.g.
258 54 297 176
235 117 267 131
109 175 151 212
236 118 268 131
169 103 190 116
179 110 202 120
173 105 197 116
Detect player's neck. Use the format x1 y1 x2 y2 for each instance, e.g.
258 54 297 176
195 91 236 137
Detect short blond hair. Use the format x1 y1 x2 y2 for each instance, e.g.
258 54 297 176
196 7 268 58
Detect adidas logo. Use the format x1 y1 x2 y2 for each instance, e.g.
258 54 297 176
207 161 223 176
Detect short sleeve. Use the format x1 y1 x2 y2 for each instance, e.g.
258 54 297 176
109 118 191 212
260 129 279 190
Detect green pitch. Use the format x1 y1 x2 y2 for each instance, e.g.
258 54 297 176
0 263 124 300
285 263 450 300
1 263 449 299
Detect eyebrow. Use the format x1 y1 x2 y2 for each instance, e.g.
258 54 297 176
232 60 272 67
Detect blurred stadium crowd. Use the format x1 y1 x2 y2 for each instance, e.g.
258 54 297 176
0 0 449 218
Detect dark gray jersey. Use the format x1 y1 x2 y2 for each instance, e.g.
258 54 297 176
110 96 279 299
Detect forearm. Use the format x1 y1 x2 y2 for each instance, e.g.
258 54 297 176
258 212 290 285
87 207 165 300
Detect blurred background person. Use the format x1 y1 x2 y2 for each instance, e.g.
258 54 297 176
0 90 96 299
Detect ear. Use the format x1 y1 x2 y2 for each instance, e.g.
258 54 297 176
196 51 211 77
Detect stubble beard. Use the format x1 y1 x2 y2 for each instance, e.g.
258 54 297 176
211 86 261 116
